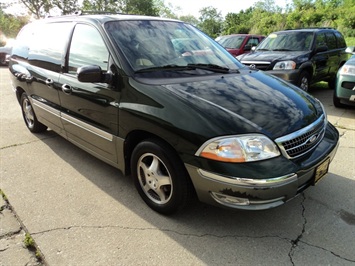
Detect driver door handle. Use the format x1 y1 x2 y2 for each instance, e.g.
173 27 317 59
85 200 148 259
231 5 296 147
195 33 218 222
62 84 72 95
45 78 54 87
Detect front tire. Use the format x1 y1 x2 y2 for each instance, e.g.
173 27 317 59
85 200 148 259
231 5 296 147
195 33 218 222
131 139 193 214
20 93 47 133
297 71 310 91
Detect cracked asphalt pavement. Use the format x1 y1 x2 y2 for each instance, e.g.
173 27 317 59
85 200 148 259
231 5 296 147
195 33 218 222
1 66 354 265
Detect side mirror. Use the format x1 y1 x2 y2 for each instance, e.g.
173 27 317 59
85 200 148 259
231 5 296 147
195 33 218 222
315 45 328 53
251 46 257 52
345 46 355 54
77 65 105 83
244 44 252 51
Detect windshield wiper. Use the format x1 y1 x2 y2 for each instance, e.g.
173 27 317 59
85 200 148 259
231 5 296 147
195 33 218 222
135 64 195 73
187 63 235 73
272 49 292 51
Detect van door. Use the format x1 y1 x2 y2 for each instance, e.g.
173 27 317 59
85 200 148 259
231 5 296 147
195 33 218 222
58 23 119 164
26 22 72 136
325 32 340 76
312 32 329 81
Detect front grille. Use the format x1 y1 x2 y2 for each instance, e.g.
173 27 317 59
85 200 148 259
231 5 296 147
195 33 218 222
275 116 326 159
241 61 271 71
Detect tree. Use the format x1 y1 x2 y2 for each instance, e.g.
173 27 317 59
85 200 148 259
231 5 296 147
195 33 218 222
52 0 79 15
82 0 121 13
19 0 52 18
0 7 28 44
197 6 222 38
179 15 198 26
153 0 179 18
82 0 159 16
222 8 254 35
122 0 159 16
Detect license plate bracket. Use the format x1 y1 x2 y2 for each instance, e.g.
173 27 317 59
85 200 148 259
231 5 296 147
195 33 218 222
314 158 330 184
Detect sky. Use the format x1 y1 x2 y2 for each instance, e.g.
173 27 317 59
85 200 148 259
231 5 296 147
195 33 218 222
165 0 290 17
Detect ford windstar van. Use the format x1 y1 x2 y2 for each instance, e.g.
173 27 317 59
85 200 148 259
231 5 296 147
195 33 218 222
9 14 339 214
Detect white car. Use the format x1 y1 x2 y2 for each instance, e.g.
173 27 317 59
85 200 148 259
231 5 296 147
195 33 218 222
0 45 12 65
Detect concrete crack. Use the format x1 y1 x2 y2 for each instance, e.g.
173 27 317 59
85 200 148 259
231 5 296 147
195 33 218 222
30 224 292 242
0 135 58 150
288 193 307 266
299 240 355 263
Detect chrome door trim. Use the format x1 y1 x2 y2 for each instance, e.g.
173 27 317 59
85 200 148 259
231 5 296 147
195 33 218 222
61 113 113 141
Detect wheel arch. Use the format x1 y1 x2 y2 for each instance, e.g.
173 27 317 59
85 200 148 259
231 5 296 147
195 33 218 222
299 64 313 81
123 130 183 177
15 86 26 103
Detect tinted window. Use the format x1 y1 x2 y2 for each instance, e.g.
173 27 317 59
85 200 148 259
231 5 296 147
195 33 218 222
246 37 261 47
218 36 246 49
334 31 346 48
325 33 337 50
68 24 109 74
257 32 313 51
105 20 242 74
12 23 35 59
315 33 326 48
28 22 72 72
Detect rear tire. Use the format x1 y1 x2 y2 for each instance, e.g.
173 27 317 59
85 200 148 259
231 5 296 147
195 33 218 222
20 93 47 133
131 139 193 215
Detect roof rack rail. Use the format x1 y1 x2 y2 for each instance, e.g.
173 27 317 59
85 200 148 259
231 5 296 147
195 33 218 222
284 27 336 30
72 10 126 15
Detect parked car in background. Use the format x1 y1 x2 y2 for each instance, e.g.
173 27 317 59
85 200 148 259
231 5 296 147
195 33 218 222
216 34 265 57
9 14 339 214
0 45 12 65
333 46 355 107
237 28 349 91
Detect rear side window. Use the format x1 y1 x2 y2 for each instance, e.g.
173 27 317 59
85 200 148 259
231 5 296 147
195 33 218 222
68 24 109 75
325 32 337 50
315 33 326 48
246 37 261 47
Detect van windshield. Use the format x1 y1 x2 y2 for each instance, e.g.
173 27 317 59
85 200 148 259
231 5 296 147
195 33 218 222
257 32 313 52
105 20 242 74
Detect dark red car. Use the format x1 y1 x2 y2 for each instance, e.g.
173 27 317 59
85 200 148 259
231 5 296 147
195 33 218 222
216 34 265 57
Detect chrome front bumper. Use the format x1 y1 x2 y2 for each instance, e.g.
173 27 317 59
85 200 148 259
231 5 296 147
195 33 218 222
186 166 302 210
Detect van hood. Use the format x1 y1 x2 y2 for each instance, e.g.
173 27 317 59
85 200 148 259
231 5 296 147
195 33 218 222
162 70 321 139
238 50 308 62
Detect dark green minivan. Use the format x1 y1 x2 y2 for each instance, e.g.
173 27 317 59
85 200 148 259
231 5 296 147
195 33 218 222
9 14 339 214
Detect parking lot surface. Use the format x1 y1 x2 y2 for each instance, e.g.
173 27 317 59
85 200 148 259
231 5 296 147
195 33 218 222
1 66 354 265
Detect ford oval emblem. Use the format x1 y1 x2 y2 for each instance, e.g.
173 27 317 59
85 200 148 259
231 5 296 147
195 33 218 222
308 134 318 144
250 64 256 69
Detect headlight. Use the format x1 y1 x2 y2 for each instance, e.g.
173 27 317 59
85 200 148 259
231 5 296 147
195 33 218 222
339 64 355 76
197 134 280 163
273 61 296 70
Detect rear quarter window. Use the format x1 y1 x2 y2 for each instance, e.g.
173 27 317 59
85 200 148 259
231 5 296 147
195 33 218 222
12 23 36 59
28 22 72 72
334 31 346 48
